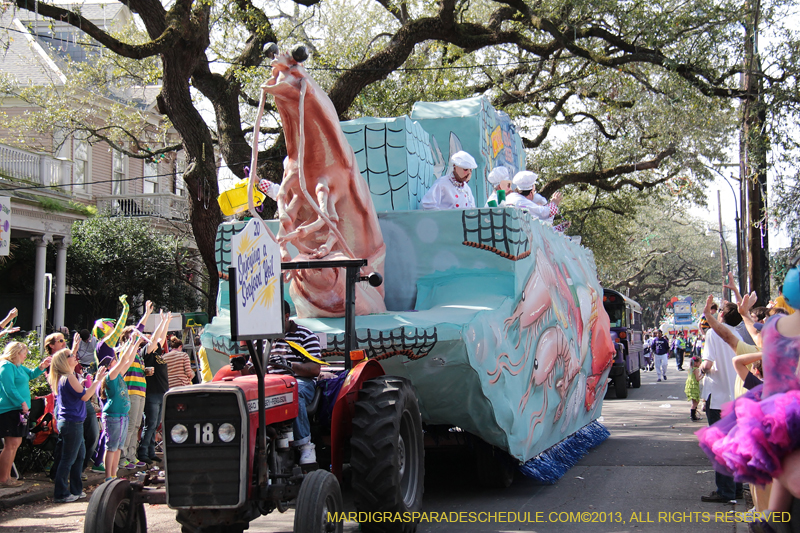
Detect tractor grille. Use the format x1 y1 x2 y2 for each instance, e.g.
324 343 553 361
164 389 246 508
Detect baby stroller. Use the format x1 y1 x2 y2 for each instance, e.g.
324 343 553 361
16 395 59 476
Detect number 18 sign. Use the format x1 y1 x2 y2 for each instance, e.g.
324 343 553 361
230 218 283 340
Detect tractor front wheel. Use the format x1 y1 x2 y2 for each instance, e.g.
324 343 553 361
84 478 147 533
351 376 424 533
294 470 344 533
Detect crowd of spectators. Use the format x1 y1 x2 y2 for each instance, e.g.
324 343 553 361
0 301 205 502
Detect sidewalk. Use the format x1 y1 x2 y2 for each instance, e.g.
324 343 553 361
0 457 162 510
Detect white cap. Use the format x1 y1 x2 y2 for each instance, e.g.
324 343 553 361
512 170 537 191
487 166 510 185
450 150 477 170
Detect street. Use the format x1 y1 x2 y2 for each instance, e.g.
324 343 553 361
0 363 743 533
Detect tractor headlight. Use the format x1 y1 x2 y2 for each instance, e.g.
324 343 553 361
171 423 188 444
218 423 236 443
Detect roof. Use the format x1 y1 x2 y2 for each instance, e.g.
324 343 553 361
0 3 160 110
0 10 66 86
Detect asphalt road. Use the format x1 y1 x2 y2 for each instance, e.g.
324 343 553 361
0 363 746 533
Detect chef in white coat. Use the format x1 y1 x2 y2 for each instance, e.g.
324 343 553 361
421 151 477 210
505 170 562 223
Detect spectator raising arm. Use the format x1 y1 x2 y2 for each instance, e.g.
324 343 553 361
702 295 740 355
732 352 762 382
0 308 17 329
735 291 763 349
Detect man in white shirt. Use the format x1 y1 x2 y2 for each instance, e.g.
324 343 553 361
699 301 743 504
505 171 562 223
421 151 477 210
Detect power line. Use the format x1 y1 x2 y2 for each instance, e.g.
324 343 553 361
0 153 286 192
3 23 547 73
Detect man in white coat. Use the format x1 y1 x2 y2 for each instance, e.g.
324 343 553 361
505 170 562 223
421 151 477 210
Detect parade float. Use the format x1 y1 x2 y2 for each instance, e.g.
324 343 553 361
202 47 616 482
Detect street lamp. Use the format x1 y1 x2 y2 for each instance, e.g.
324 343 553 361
707 164 744 294
722 175 743 293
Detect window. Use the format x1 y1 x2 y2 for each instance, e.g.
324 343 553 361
74 139 89 191
174 155 185 197
112 150 126 195
143 160 159 194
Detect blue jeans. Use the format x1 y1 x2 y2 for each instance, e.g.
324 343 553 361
55 419 85 500
83 400 99 469
138 394 163 461
293 378 315 446
706 400 742 499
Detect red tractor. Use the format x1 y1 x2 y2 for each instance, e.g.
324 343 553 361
84 260 425 533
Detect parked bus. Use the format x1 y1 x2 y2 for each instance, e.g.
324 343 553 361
602 289 645 398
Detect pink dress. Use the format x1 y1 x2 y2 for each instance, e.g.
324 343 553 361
695 316 800 485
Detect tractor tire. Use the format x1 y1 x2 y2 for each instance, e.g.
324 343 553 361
351 376 424 533
614 375 628 398
629 369 641 388
84 478 147 533
294 470 344 533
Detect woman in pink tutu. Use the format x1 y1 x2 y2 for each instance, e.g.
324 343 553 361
696 259 800 532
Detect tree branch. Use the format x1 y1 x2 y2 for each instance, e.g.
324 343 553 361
15 0 186 59
540 144 677 196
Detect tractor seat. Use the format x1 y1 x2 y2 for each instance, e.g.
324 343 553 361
306 387 323 417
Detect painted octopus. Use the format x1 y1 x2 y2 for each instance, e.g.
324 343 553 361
264 49 386 318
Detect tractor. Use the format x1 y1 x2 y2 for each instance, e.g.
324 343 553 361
84 259 425 533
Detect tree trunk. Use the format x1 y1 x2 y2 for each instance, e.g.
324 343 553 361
153 10 222 316
742 0 770 305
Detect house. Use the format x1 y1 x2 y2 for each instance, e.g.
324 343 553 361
0 1 192 333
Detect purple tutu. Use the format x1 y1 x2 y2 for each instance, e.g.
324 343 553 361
696 386 800 486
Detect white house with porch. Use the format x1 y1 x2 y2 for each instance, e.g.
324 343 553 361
0 1 193 334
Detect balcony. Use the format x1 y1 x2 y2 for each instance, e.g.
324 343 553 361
0 143 72 188
95 193 189 221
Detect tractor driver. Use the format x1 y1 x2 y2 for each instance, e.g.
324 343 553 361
267 301 321 465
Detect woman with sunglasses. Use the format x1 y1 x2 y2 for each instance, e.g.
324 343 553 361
47 349 105 502
0 342 52 487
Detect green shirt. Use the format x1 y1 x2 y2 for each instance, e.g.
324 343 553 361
0 360 44 414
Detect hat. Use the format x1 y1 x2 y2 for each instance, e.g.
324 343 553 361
487 166 510 185
512 171 537 191
699 316 710 331
450 151 477 170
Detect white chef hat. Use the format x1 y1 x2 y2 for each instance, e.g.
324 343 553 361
512 170 538 191
487 166 510 185
450 150 477 170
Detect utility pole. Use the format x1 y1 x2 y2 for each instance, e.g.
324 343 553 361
718 191 730 302
741 0 770 304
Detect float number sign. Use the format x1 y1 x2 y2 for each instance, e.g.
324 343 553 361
230 219 283 340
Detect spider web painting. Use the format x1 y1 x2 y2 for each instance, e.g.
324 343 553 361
462 208 531 260
342 116 436 211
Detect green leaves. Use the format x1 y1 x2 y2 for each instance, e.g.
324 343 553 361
67 216 199 318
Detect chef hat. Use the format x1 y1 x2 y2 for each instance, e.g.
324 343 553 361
487 166 510 185
512 170 538 191
450 151 477 170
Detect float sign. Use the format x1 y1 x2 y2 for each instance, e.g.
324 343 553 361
673 298 693 325
230 219 283 340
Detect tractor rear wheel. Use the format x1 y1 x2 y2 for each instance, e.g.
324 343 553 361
294 470 344 533
351 376 424 533
84 478 147 533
